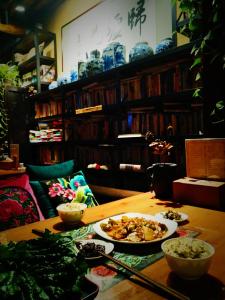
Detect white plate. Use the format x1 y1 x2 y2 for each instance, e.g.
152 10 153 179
75 239 114 260
155 211 188 223
93 212 177 244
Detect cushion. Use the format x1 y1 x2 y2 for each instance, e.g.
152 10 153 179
30 170 98 219
0 174 44 221
25 160 75 180
0 186 41 231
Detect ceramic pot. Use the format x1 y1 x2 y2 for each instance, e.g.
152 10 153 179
147 163 177 199
78 61 87 79
155 38 174 54
102 42 126 71
86 49 103 77
129 42 154 62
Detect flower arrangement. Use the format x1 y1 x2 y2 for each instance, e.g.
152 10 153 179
145 131 174 162
47 173 97 207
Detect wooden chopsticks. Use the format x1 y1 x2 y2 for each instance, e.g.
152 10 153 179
99 251 190 300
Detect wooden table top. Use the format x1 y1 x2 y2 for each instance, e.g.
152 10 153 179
1 192 225 300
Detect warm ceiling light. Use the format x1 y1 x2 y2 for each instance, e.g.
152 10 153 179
15 5 26 13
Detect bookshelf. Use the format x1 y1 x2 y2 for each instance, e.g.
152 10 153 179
27 42 204 191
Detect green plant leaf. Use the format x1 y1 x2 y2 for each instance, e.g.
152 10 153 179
192 88 201 98
190 57 201 70
195 72 201 81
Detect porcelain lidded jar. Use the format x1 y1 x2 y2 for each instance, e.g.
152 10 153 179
102 42 126 71
155 38 174 54
129 41 154 62
78 61 87 79
86 49 104 77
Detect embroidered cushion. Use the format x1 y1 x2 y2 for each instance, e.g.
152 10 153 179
43 170 98 208
30 170 98 219
0 174 44 221
0 186 40 231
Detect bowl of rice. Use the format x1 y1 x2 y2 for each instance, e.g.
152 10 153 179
56 202 87 225
161 237 215 280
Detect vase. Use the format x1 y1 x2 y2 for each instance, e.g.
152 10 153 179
155 38 174 54
102 42 126 71
78 61 88 79
147 163 177 199
86 49 104 77
129 42 154 62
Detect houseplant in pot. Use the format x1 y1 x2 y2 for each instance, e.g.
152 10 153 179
0 63 20 160
145 131 177 199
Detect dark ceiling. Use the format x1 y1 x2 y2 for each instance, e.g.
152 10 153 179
0 0 64 63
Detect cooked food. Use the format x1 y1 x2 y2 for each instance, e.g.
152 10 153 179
163 238 212 259
76 242 105 258
100 215 168 242
163 210 182 221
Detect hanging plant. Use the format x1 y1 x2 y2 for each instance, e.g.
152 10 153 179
0 64 20 159
175 0 225 97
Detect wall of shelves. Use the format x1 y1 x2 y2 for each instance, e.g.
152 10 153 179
13 29 57 93
27 42 204 191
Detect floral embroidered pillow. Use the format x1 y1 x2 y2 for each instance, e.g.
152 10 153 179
0 186 40 231
42 170 98 208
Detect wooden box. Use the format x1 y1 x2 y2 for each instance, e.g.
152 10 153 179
185 138 225 180
173 177 225 209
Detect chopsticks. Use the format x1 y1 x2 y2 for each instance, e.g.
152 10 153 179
99 251 190 300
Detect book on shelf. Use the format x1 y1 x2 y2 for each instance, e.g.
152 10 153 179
117 133 144 139
75 105 102 114
119 163 142 172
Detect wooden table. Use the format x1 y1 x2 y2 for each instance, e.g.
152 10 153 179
1 193 225 299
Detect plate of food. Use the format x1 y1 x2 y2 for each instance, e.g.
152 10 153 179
75 239 114 260
93 212 177 244
155 210 188 223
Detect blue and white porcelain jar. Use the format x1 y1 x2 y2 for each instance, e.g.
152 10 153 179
48 81 58 90
70 69 78 82
78 61 87 79
86 49 104 77
155 38 174 54
102 42 126 71
57 73 71 86
129 42 154 62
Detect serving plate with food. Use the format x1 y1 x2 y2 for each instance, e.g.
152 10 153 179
155 210 188 223
93 212 177 244
75 239 114 260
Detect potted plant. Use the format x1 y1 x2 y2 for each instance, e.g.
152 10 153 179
145 131 177 199
0 63 20 160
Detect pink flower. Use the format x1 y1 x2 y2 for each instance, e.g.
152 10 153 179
49 183 65 198
63 189 76 201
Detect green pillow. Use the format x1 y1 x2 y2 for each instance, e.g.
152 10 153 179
26 160 75 180
30 181 56 219
30 170 98 219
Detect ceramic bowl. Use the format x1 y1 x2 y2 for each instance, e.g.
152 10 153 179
161 237 215 280
56 202 87 225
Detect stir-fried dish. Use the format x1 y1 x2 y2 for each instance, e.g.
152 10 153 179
100 215 168 242
163 210 182 221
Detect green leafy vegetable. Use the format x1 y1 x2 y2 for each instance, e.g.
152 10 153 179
0 230 88 299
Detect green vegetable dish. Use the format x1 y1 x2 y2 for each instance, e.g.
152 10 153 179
0 230 88 299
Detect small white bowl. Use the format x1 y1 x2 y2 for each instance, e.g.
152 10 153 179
161 237 215 280
56 202 87 225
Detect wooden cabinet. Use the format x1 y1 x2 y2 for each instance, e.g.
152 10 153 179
28 42 204 191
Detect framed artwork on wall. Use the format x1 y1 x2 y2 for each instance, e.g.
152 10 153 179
61 0 173 74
